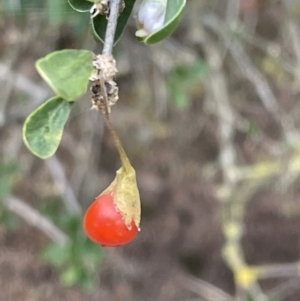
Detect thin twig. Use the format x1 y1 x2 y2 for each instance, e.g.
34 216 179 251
0 15 43 127
226 0 240 25
183 275 234 301
70 113 103 196
3 196 69 245
201 28 270 300
102 0 122 56
202 14 298 145
0 63 48 100
203 35 236 188
287 20 300 64
0 63 50 122
45 156 82 214
268 278 300 300
220 152 300 183
104 116 131 171
257 262 300 279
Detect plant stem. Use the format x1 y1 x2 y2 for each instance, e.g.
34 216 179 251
101 0 131 170
102 0 122 56
104 117 132 171
46 156 82 214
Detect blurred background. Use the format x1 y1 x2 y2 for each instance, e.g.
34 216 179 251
1 0 300 300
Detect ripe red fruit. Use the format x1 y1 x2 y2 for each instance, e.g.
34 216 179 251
83 193 138 246
83 119 141 246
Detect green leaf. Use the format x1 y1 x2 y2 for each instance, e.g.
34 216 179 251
60 266 81 287
0 181 11 200
0 209 19 231
41 197 65 220
143 0 186 44
246 121 260 137
91 0 136 44
42 242 71 267
62 215 82 239
68 0 92 12
81 239 103 268
0 161 20 200
167 60 208 109
79 272 96 290
0 161 19 178
36 49 93 101
23 97 72 159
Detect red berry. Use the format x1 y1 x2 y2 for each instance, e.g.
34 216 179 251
83 193 138 246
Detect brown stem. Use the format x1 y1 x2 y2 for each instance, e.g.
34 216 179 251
104 116 131 171
101 0 130 169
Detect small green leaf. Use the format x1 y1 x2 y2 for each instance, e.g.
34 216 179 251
62 215 82 239
167 60 208 108
143 0 186 44
60 266 81 286
79 272 96 290
0 181 11 200
0 161 20 200
0 161 19 178
0 209 19 231
81 239 103 268
42 242 71 267
36 49 93 101
91 0 136 44
23 97 72 159
68 0 92 12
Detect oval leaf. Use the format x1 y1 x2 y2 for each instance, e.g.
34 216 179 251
36 49 93 101
68 0 91 12
23 97 72 159
91 0 136 44
142 0 186 44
